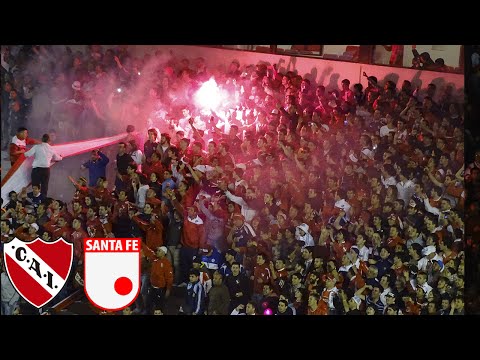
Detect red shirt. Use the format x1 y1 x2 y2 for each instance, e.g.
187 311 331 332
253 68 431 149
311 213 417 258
143 244 174 290
181 217 205 249
9 137 37 165
308 303 325 315
112 200 132 221
143 160 164 179
71 229 88 260
43 221 72 241
252 263 271 295
133 215 164 249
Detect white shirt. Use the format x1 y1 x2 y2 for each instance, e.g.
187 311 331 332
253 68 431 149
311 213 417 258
379 125 396 138
136 184 149 209
357 245 371 262
297 232 315 248
130 150 143 165
24 142 62 168
380 287 392 306
381 175 397 188
417 253 442 271
410 279 433 295
225 190 257 223
396 180 415 204
11 135 26 147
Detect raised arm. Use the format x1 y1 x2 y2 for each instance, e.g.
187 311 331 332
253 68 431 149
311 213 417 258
426 170 444 188
98 151 110 165
225 190 248 208
198 198 214 220
422 196 441 217
185 162 200 184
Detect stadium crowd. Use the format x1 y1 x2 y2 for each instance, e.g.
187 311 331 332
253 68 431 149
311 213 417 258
0 45 470 315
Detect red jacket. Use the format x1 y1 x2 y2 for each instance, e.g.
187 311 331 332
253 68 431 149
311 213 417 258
9 137 37 165
14 227 37 242
71 229 88 260
181 216 205 249
133 215 164 249
91 187 113 205
252 263 271 295
143 161 164 180
43 220 72 240
143 244 173 289
86 217 104 238
112 200 132 222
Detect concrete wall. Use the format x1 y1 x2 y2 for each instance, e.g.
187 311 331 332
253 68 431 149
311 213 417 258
63 45 464 98
130 45 464 99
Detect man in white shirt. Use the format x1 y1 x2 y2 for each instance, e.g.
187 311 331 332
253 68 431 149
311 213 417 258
24 133 62 196
396 172 415 205
379 114 397 138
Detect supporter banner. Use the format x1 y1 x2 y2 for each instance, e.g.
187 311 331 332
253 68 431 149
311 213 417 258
1 133 128 205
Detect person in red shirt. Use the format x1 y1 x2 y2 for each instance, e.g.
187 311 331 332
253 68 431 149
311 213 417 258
70 200 86 223
142 244 173 314
269 258 289 295
340 79 355 106
251 253 271 304
318 274 339 315
177 205 205 286
143 152 164 179
112 190 132 222
90 177 113 205
70 218 87 264
43 216 71 241
9 127 40 165
85 207 103 238
133 204 164 249
14 223 39 242
307 292 324 315
96 204 114 236
145 188 163 215
386 226 405 250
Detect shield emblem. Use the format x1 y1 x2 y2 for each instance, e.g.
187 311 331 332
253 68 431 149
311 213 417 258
3 237 73 308
84 238 140 311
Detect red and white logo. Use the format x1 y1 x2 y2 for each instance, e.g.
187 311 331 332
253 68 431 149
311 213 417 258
3 237 73 308
84 238 140 311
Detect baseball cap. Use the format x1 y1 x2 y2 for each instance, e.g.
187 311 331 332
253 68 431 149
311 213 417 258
157 246 168 255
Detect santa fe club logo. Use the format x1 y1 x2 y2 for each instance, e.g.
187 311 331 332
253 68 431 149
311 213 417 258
3 237 73 308
84 238 140 311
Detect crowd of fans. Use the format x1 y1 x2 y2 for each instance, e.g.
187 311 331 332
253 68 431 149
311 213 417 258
1 45 470 315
